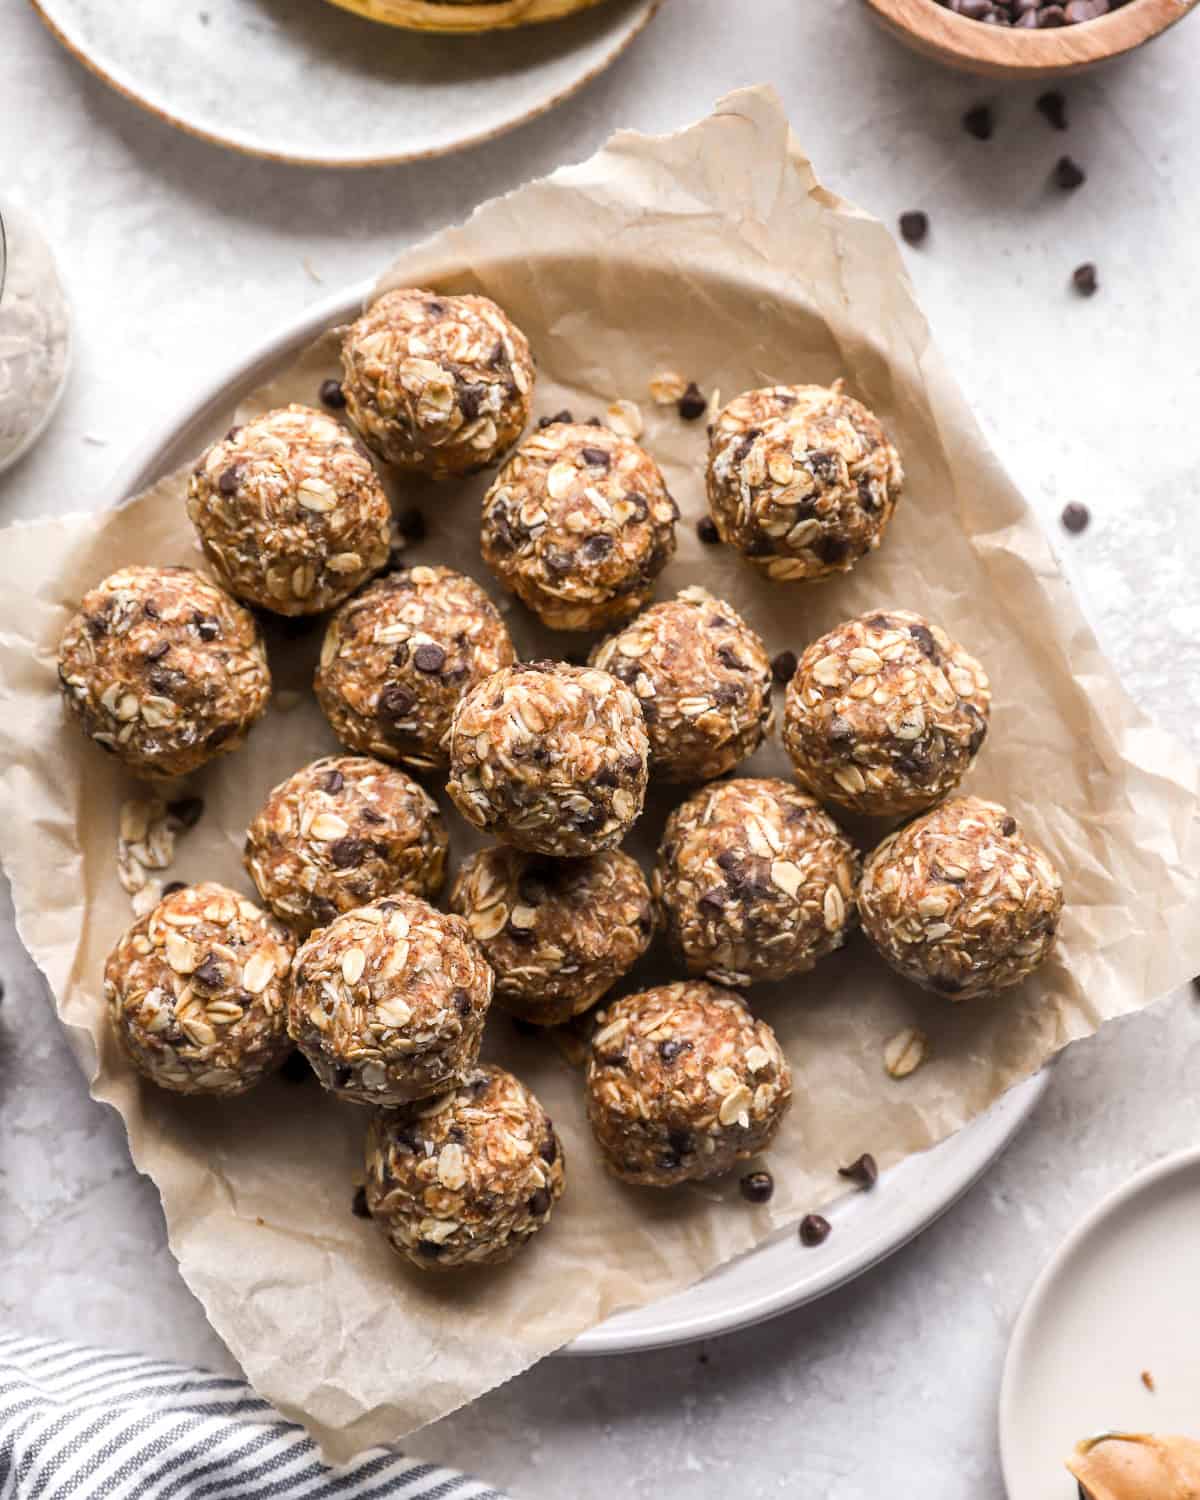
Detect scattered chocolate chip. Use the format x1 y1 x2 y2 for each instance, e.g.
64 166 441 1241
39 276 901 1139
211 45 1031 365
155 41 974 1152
658 1038 693 1066
413 642 446 674
1073 262 1099 296
739 1171 774 1204
1036 90 1068 130
192 955 223 989
319 378 346 409
698 888 726 914
1061 501 1090 534
1001 815 1018 836
458 384 484 421
379 683 414 718
716 646 746 672
799 1213 832 1247
771 650 797 685
581 534 614 565
161 880 187 897
193 614 219 641
324 768 344 794
453 989 472 1017
167 797 205 829
696 516 720 546
143 600 160 620
351 1186 371 1219
144 640 170 662
1055 155 1086 190
580 446 611 468
838 1153 879 1190
279 1050 313 1084
528 1189 552 1216
540 1135 558 1166
330 837 367 869
908 623 938 660
217 466 239 496
962 105 994 142
677 382 707 421
537 409 573 429
899 211 929 247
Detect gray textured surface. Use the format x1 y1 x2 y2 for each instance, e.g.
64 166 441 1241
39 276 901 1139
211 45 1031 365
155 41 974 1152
2 2 1199 1496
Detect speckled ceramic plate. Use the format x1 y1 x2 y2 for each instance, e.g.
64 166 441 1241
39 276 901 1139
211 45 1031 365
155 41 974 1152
30 0 660 167
1000 1148 1200 1499
105 282 1051 1355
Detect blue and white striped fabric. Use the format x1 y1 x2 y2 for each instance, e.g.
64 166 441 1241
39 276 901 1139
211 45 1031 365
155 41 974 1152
0 1336 506 1500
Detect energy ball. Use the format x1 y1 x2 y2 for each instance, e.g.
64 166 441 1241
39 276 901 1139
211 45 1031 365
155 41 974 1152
315 565 515 772
783 609 991 818
103 881 294 1096
288 892 492 1105
585 980 792 1187
244 755 448 935
859 796 1064 1000
590 586 773 783
58 565 270 779
446 662 649 857
185 404 391 616
654 777 860 988
706 383 904 582
448 846 653 1025
365 1064 564 1270
480 420 678 631
340 287 533 478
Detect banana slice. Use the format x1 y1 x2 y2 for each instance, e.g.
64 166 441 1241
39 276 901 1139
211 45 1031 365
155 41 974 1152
323 0 611 32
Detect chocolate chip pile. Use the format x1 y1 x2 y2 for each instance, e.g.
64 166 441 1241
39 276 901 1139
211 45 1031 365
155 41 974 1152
937 0 1132 23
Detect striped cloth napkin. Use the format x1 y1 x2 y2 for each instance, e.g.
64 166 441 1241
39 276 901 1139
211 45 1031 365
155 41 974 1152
0 1335 506 1500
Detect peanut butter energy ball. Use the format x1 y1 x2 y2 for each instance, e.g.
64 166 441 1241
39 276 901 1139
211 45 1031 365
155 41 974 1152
706 384 903 582
340 288 533 477
447 662 649 857
315 565 515 772
586 981 792 1187
365 1064 564 1270
654 777 860 988
244 755 448 934
860 796 1064 999
783 610 991 818
58 565 270 779
103 881 295 1096
449 846 653 1025
186 404 391 616
590 587 773 783
480 420 678 630
289 893 493 1105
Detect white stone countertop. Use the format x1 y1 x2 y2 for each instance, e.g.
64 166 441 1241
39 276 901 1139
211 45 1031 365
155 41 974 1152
2 2 1199 1495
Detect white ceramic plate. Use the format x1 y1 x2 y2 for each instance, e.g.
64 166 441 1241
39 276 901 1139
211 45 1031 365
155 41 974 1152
1000 1147 1200 1498
31 0 660 168
107 282 1049 1356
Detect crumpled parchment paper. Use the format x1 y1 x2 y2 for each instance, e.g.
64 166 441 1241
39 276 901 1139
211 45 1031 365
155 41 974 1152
2 88 1198 1459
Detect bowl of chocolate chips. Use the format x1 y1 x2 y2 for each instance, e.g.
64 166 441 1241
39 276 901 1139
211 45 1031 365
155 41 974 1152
863 0 1198 75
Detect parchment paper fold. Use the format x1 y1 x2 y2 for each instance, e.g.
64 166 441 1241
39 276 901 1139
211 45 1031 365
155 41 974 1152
2 88 1198 1458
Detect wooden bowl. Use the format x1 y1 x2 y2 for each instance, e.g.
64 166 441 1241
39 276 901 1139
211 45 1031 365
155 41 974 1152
862 0 1199 76
323 0 609 31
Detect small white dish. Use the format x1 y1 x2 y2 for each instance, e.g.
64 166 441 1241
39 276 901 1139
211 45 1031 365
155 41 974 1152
1000 1146 1200 1499
31 0 660 168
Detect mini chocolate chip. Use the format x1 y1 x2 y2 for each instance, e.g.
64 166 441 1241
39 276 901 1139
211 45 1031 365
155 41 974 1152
696 516 720 545
678 382 707 421
85 613 109 639
192 955 223 989
581 534 614 564
168 797 205 829
319 378 346 409
1036 90 1068 130
379 684 415 718
330 837 367 869
808 450 840 482
1061 501 1090 533
698 888 726 914
194 614 220 641
458 384 485 421
908 623 938 660
771 650 797 685
416 1240 443 1260
1073 262 1099 296
528 1189 552 1216
580 446 611 468
827 714 854 746
143 600 160 620
537 409 574 429
352 1186 371 1219
279 1050 313 1084
453 989 472 1017
1001 815 1018 836
144 640 170 661
599 1049 628 1068
716 646 746 672
715 849 740 872
899 211 928 246
218 466 239 496
324 769 344 793
540 1135 558 1165
668 1128 693 1156
1055 155 1086 190
161 880 187 897
799 1213 832 1247
586 416 604 427
413 642 446 674
838 1153 878 1190
963 105 994 142
658 1038 693 1066
857 474 878 512
739 1171 774 1204
489 340 508 368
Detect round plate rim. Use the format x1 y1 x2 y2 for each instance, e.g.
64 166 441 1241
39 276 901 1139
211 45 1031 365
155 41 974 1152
998 1142 1200 1494
29 0 662 169
102 278 1052 1357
